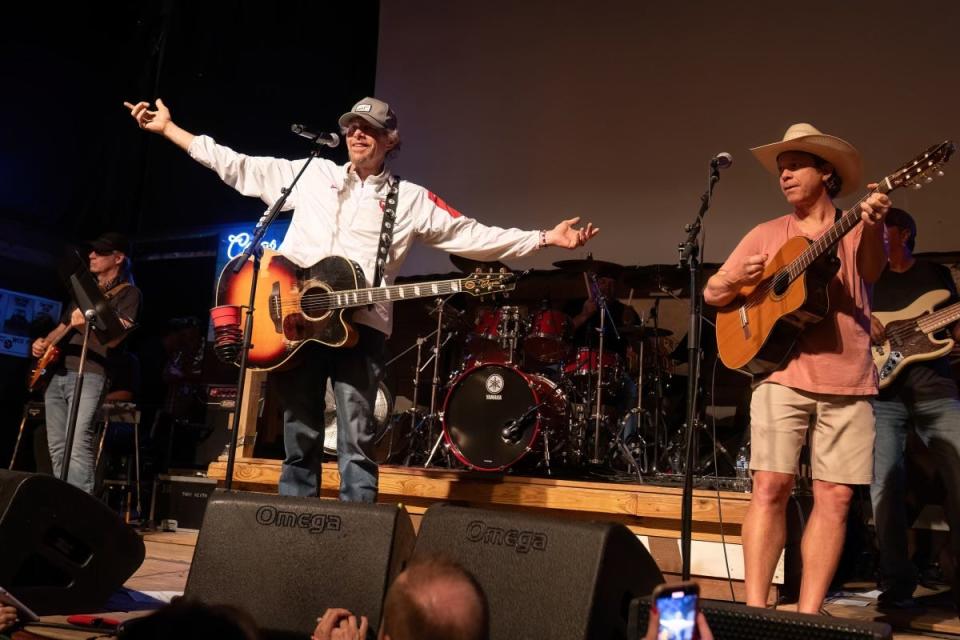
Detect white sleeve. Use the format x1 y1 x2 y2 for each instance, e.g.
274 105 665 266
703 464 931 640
411 186 541 260
187 135 310 209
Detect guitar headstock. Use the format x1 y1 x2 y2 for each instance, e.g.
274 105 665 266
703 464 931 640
461 269 517 297
884 140 956 192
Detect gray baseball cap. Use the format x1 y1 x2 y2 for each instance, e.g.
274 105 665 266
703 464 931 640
338 97 398 131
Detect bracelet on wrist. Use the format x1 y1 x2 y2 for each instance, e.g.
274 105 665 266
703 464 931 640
538 229 548 248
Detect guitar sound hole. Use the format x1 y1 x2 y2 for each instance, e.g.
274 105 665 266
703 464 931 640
772 272 789 297
301 285 332 320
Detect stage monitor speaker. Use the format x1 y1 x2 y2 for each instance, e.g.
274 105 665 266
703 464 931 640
184 490 415 638
627 597 892 640
413 503 664 640
0 471 146 615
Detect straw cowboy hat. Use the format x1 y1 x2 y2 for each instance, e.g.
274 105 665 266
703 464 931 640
750 123 863 197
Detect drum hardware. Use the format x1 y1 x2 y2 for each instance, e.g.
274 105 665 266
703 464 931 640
424 294 461 468
585 271 621 465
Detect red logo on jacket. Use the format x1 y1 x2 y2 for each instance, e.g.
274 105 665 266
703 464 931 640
427 191 463 218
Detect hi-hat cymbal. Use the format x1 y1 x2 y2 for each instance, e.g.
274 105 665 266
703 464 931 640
552 258 624 274
450 254 510 273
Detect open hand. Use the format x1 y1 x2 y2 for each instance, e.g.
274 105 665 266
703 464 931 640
546 216 599 249
0 605 19 632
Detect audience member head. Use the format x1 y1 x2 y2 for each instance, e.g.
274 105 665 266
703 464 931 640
380 556 489 640
117 598 259 640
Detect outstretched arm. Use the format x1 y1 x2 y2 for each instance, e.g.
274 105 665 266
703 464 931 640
123 99 195 151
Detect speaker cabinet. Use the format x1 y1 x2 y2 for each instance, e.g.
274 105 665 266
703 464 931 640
184 490 415 637
413 503 665 640
628 597 892 639
0 471 145 615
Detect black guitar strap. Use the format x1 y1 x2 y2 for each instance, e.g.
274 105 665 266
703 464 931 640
373 176 400 288
827 207 843 261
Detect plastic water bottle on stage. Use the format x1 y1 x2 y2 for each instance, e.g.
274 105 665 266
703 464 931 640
735 447 751 492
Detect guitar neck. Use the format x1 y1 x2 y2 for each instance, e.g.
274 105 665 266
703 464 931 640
330 278 473 310
916 300 960 334
45 323 73 349
785 179 895 282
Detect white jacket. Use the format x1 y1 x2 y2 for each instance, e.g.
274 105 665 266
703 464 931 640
189 135 541 336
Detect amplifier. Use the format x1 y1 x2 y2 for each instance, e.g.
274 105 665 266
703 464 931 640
149 473 218 530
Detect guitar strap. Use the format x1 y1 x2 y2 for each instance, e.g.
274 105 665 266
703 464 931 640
372 176 400 288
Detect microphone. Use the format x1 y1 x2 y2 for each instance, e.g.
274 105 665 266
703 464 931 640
501 405 539 443
290 124 340 148
710 152 733 169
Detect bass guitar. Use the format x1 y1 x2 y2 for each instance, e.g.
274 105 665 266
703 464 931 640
873 289 960 388
216 250 517 371
716 140 955 375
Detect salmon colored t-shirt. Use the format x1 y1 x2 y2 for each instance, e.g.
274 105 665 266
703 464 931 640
719 213 877 396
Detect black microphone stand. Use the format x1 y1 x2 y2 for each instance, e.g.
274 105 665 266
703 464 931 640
677 159 723 579
223 139 333 491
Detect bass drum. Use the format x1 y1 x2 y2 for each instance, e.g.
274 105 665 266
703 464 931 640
323 381 395 460
442 362 568 472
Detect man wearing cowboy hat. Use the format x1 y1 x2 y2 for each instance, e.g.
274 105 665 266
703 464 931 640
123 96 600 502
31 233 141 494
704 123 892 612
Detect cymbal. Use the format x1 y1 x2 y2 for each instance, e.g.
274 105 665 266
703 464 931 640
621 264 687 294
450 254 510 273
552 258 624 274
618 325 674 338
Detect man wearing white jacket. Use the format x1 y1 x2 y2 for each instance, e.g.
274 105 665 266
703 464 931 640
124 96 599 501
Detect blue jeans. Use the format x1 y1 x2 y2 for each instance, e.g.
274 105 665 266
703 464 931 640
870 395 960 592
272 325 386 502
44 370 107 494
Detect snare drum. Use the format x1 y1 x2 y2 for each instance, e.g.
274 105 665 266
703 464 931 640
524 309 572 363
563 347 621 378
442 362 568 471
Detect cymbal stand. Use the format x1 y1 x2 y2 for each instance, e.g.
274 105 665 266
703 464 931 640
650 297 664 473
424 294 458 467
587 273 620 464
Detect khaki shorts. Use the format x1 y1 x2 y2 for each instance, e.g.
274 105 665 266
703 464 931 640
749 382 875 485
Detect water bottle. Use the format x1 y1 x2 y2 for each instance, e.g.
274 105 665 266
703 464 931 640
734 446 751 492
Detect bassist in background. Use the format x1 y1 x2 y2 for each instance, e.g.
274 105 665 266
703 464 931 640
869 208 960 610
124 97 599 502
30 233 141 494
703 124 891 613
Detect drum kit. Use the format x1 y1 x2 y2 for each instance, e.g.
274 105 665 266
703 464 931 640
367 256 705 480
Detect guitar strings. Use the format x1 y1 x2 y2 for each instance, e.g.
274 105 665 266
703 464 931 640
740 194 870 310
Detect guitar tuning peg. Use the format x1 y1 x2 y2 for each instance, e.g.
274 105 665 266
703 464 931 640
937 169 945 177
912 183 923 190
924 175 934 184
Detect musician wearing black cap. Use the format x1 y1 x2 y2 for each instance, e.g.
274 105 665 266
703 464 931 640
868 208 960 610
123 96 599 501
31 233 141 493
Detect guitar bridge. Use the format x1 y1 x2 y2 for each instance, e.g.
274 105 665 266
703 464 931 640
738 305 752 339
269 282 283 333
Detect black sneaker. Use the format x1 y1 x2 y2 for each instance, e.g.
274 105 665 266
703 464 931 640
876 587 917 610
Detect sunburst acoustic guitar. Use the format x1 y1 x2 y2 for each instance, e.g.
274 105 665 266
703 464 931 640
215 249 517 371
